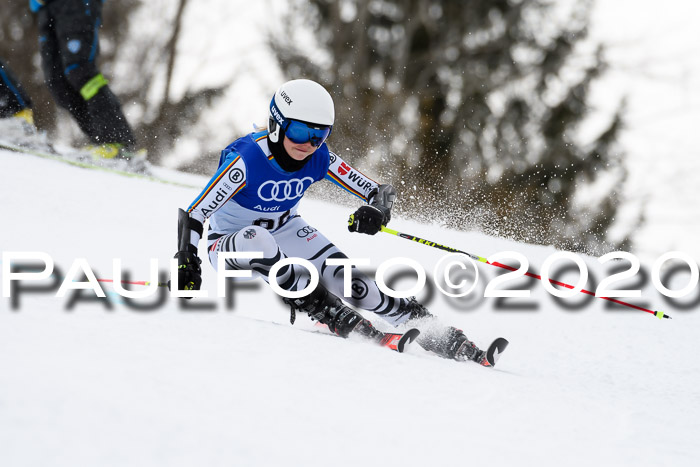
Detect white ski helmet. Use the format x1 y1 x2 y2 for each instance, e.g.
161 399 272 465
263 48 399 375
268 79 335 146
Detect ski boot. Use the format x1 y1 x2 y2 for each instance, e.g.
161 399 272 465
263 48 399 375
84 143 149 173
85 142 146 160
283 285 383 340
418 325 489 365
283 286 420 352
13 108 36 135
400 297 490 365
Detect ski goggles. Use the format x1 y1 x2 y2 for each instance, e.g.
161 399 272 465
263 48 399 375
284 119 332 147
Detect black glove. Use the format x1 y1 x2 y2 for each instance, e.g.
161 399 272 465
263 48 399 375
168 250 202 296
348 184 396 235
348 204 390 235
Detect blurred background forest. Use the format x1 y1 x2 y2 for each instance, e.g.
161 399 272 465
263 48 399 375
1 0 631 254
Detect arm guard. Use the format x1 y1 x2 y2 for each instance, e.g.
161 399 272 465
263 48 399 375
367 184 396 223
177 208 204 254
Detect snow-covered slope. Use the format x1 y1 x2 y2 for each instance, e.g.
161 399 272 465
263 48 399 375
1 149 698 467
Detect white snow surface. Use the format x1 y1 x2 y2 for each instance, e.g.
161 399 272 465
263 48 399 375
1 149 699 467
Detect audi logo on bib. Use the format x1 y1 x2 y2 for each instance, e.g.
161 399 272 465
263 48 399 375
258 177 314 202
296 226 318 237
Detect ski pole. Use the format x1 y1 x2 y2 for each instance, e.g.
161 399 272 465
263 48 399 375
0 260 169 288
97 279 169 287
379 226 672 319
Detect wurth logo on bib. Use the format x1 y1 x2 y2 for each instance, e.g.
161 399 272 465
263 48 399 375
338 162 351 176
346 171 372 191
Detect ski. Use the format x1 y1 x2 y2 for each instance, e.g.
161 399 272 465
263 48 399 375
312 322 420 353
379 328 421 353
481 337 509 367
0 139 199 189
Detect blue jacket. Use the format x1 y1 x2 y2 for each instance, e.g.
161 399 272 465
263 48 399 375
29 0 47 11
30 0 105 13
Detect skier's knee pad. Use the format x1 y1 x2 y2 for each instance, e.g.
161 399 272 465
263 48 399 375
233 225 279 258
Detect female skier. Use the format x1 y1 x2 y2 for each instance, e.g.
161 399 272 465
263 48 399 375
170 79 491 365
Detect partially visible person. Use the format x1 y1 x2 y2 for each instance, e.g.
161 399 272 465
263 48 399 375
30 0 141 160
0 58 35 134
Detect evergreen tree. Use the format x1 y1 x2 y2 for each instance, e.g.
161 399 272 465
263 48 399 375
268 0 630 253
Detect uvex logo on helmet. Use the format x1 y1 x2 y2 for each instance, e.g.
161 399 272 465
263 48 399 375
280 90 293 105
270 104 285 127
